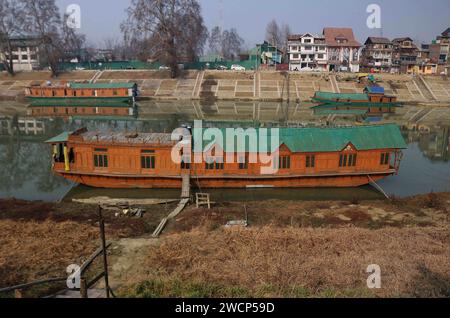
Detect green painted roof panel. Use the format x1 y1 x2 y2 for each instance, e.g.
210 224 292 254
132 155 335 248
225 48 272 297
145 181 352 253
196 125 407 153
314 91 369 101
69 82 136 89
45 132 71 143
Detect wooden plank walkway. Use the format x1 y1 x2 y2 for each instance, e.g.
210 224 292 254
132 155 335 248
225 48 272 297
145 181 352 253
181 173 191 199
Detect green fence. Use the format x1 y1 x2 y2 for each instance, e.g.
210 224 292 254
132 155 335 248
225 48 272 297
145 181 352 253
59 60 162 71
59 58 260 72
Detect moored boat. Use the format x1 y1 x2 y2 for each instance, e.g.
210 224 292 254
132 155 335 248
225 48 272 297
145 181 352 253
312 86 402 114
26 82 138 103
46 124 407 189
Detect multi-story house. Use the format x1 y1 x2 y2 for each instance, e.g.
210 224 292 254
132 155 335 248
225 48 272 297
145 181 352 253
391 37 419 74
323 27 361 73
429 28 449 75
360 37 393 73
287 33 328 71
0 36 40 72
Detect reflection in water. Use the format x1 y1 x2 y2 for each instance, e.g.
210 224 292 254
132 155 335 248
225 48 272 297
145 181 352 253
0 105 449 202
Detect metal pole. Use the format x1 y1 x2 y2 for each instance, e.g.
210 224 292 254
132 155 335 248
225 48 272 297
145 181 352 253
98 206 110 298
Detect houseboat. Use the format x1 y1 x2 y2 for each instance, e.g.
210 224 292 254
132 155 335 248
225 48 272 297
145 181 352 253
46 124 407 189
312 86 401 114
25 82 138 103
28 99 136 118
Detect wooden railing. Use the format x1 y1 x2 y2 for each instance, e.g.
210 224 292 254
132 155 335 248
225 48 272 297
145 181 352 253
0 206 114 299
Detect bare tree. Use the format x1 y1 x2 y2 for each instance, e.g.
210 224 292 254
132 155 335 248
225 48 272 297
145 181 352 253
20 0 62 76
121 0 207 78
60 15 86 62
221 29 244 60
208 26 244 60
0 0 25 75
208 26 222 54
265 19 281 46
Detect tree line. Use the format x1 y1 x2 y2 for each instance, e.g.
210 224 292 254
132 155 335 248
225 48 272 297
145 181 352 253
1 0 291 78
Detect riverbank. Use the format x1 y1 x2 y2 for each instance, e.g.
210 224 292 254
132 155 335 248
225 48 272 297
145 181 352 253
1 70 449 103
0 192 449 297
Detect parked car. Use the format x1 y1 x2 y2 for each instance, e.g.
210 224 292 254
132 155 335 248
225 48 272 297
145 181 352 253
231 64 246 71
159 65 170 70
216 65 228 70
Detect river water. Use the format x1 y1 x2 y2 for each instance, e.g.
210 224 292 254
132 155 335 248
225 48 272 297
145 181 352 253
0 101 449 202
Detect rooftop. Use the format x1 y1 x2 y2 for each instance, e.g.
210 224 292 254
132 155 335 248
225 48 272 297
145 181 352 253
69 82 137 89
197 125 407 153
323 27 361 47
365 37 392 45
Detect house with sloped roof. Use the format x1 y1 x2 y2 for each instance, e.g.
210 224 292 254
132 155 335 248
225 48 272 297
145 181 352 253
361 37 393 73
323 27 362 73
391 37 419 74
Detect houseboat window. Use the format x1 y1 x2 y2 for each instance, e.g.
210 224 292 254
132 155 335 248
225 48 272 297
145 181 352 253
113 90 118 96
205 158 224 170
94 153 108 168
141 150 156 169
239 156 249 170
339 154 357 167
279 156 291 169
340 154 357 167
306 155 315 168
380 153 390 165
181 160 190 170
94 154 108 168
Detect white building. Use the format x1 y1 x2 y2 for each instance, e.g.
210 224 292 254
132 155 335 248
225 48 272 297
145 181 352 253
0 36 40 72
288 33 328 71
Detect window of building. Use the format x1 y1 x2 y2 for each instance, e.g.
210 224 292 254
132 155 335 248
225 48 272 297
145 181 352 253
304 39 312 43
380 153 390 165
317 54 324 59
141 150 156 169
205 158 224 170
306 155 315 168
239 156 249 170
94 148 108 168
293 54 299 59
340 154 357 167
279 156 291 169
113 90 118 96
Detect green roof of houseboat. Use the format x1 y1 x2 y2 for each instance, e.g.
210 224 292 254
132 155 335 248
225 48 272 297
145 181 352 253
313 109 368 116
45 132 72 143
68 82 136 89
197 124 407 153
314 91 369 101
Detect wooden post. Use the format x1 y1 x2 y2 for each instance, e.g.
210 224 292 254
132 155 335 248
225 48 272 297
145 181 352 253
80 278 88 298
14 289 23 299
98 206 110 298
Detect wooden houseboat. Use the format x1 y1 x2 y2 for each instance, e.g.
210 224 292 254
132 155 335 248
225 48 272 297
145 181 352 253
312 86 401 114
46 124 407 189
26 82 138 103
27 99 136 118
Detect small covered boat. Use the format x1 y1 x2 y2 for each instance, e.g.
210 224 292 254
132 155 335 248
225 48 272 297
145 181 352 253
312 86 402 114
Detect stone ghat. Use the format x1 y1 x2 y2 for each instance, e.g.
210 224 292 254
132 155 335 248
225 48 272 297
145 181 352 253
1 70 449 103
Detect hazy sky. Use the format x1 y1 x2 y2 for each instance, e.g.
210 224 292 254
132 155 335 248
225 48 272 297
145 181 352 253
55 0 450 48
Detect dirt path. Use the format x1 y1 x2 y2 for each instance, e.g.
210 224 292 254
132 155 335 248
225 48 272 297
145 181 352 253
108 237 160 290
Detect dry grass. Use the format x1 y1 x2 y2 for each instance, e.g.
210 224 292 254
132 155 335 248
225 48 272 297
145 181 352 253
123 225 450 298
0 220 99 287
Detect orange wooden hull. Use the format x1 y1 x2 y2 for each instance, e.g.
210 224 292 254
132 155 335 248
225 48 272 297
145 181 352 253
55 170 393 189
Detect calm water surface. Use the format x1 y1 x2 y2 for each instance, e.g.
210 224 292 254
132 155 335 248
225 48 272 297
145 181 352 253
0 103 449 202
